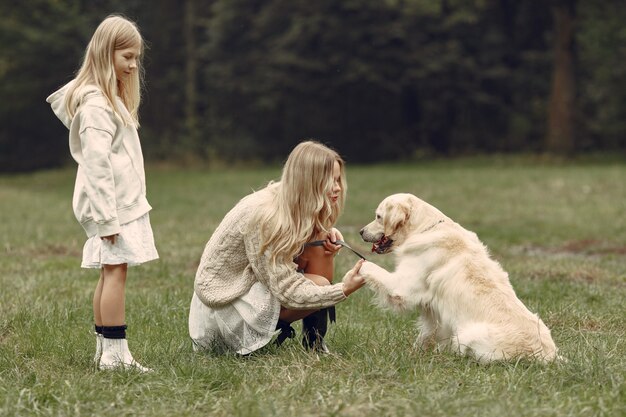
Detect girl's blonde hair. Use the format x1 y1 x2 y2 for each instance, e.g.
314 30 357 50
256 141 347 264
65 15 144 126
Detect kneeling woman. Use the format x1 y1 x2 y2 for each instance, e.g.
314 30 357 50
188 141 365 354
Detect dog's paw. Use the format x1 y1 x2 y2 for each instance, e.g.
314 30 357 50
360 261 386 278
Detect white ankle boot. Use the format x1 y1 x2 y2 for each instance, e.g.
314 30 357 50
93 333 103 365
99 338 152 372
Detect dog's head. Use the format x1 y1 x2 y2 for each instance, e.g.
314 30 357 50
360 193 443 254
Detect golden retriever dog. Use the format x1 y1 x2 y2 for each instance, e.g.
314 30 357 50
359 193 559 363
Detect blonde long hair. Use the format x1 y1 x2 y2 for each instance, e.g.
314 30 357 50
65 15 144 126
256 141 347 264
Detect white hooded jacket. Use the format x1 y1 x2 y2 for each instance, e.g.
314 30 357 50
47 81 152 237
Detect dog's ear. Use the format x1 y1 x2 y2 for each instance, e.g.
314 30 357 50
384 200 412 235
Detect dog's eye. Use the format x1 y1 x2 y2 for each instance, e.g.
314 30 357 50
376 214 382 221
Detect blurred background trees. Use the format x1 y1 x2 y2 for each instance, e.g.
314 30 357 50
1 0 624 171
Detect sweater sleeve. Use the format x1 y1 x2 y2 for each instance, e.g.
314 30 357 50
78 104 120 237
244 224 347 309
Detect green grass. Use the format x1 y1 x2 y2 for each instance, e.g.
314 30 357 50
0 158 624 417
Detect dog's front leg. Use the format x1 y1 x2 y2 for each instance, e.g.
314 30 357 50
360 261 393 292
414 311 438 351
360 261 407 309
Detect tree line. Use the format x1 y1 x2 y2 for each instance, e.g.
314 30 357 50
1 0 624 172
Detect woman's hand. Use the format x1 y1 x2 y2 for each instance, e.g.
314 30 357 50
323 227 344 255
342 259 366 296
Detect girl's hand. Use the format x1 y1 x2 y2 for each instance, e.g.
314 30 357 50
342 259 366 296
323 227 344 255
101 234 118 244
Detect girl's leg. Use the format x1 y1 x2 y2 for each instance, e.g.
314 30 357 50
92 270 105 364
97 263 149 371
93 270 104 326
100 263 127 326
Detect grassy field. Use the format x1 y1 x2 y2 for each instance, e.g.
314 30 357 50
0 158 624 417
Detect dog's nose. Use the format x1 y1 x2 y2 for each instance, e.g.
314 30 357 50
359 228 364 236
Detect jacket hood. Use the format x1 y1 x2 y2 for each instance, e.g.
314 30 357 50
46 81 101 129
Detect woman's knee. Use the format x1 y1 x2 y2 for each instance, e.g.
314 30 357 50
300 248 335 282
304 273 330 286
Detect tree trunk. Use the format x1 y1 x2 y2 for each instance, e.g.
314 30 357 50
546 0 576 154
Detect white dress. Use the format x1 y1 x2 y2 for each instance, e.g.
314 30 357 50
81 213 159 268
188 281 282 355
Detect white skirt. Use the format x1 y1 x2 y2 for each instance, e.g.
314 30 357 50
81 213 159 268
188 281 281 355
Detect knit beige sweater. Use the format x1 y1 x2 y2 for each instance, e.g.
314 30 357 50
194 188 347 309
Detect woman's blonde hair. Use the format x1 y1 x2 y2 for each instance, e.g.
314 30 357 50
256 141 347 264
65 15 144 126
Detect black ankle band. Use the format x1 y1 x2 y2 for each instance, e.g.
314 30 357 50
101 325 127 339
94 325 104 334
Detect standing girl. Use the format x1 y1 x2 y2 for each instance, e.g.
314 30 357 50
189 140 365 355
47 15 157 371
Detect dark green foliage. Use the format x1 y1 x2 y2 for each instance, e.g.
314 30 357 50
0 0 624 171
197 0 555 162
577 1 626 151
